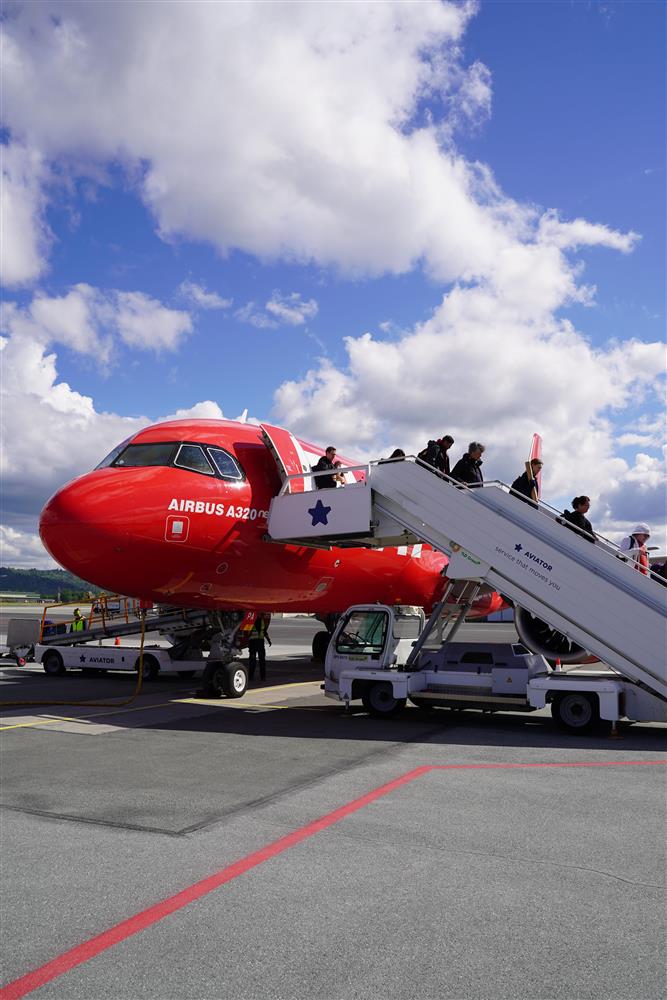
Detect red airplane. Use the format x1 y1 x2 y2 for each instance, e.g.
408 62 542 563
39 419 508 657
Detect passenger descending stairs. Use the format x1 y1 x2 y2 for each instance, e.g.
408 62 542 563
267 459 667 700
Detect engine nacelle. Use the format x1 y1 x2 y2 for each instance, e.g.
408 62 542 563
514 607 588 663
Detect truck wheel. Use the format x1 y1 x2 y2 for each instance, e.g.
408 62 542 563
362 682 406 718
135 655 159 681
222 660 248 699
312 631 330 662
552 692 600 733
43 651 65 676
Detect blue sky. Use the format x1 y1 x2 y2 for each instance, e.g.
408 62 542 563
1 0 665 566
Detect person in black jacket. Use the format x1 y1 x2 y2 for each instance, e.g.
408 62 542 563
418 435 454 476
313 446 337 489
436 435 454 476
451 442 485 486
511 458 543 506
562 496 595 542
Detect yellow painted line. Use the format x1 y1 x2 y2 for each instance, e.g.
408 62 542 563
0 700 180 730
0 716 79 731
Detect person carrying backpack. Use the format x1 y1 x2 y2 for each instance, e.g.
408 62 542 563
418 435 454 476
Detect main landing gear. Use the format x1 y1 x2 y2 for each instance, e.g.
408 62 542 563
196 611 249 699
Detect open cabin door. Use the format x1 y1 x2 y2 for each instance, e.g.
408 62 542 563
260 423 310 494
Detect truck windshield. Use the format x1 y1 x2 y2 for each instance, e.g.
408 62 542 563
335 610 388 656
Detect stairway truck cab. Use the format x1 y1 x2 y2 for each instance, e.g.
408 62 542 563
323 604 667 732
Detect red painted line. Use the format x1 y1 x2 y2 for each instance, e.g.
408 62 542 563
0 765 431 1000
1 759 664 1000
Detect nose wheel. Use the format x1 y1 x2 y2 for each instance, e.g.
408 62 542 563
198 660 248 699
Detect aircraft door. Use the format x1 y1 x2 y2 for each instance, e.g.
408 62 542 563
260 423 311 494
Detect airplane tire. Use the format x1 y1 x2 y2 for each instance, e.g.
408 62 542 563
552 692 600 733
312 630 330 662
198 661 223 698
43 651 66 676
362 682 406 718
221 660 248 699
135 655 159 681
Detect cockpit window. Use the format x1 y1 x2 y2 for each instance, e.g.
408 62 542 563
95 437 133 470
174 444 214 476
114 443 176 467
207 447 244 481
107 440 245 480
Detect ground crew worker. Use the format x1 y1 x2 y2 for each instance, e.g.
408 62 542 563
248 614 271 682
70 608 85 632
619 524 651 575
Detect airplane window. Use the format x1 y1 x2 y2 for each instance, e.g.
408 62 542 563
174 444 215 476
113 443 176 467
207 447 244 481
95 436 133 469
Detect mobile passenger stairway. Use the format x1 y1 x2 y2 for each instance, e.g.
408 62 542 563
266 455 667 703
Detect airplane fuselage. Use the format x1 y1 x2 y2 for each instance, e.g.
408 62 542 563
39 419 504 617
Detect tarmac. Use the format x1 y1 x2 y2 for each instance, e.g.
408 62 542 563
0 615 665 1000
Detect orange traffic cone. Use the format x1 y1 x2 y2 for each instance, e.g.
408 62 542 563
114 636 121 646
553 657 562 673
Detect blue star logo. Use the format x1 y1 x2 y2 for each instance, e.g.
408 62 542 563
308 499 332 526
515 543 523 553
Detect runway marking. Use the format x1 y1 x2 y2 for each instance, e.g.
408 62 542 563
1 758 664 1000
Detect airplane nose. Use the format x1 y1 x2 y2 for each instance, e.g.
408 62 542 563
39 471 130 581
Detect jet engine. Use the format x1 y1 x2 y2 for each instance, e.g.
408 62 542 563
514 607 587 663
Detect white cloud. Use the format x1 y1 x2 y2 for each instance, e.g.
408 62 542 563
598 448 667 551
235 301 278 330
537 210 639 254
115 291 192 351
0 1 558 284
236 291 318 329
1 285 193 364
178 280 232 310
265 291 318 326
0 525 58 569
0 143 51 287
617 415 666 450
